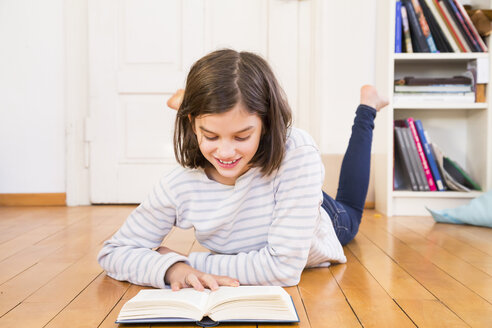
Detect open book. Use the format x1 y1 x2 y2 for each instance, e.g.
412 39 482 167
116 286 299 326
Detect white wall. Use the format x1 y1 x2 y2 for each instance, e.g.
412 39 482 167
319 0 377 154
0 0 65 193
0 0 377 197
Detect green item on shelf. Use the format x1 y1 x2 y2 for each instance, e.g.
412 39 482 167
426 190 492 228
443 157 482 191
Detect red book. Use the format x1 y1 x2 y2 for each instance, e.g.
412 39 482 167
453 0 488 52
433 0 467 52
406 117 437 191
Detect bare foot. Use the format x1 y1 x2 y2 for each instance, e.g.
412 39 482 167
167 89 185 110
360 85 388 112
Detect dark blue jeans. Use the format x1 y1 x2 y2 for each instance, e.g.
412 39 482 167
321 105 377 246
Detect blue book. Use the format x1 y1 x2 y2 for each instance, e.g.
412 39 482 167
395 0 403 53
415 120 445 191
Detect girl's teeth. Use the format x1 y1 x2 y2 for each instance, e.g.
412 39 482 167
219 159 237 164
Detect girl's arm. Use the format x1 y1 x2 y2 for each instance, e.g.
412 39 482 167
187 143 325 286
97 178 188 288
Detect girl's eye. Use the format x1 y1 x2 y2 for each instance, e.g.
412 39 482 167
235 136 250 141
204 136 218 141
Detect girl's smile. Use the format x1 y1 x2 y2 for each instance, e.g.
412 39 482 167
193 101 262 185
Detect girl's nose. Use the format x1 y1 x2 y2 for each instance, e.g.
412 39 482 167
217 141 235 158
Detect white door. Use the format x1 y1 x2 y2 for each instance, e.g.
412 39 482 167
89 0 304 203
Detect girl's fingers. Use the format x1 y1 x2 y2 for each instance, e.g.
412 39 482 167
170 281 182 291
214 275 240 287
186 273 205 291
200 274 219 291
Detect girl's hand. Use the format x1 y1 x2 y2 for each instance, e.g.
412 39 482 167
164 262 240 292
167 89 185 110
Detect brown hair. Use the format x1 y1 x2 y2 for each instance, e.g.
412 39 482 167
174 49 292 176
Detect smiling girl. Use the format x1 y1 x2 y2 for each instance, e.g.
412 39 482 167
98 49 388 291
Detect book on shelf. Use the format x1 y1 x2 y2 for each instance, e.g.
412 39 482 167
395 120 429 191
444 156 482 190
394 84 472 92
424 0 461 52
431 143 473 191
394 117 482 193
115 286 299 325
401 5 414 52
394 126 419 190
403 0 431 52
411 0 439 52
453 0 488 51
393 91 476 102
406 117 438 191
420 0 453 52
415 120 446 191
396 0 403 53
437 0 472 52
397 0 487 53
394 75 476 103
395 75 472 86
443 0 481 52
433 0 468 51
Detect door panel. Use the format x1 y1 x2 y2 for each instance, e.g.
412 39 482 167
89 0 301 203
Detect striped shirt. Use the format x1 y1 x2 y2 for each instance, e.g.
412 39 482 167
97 127 346 288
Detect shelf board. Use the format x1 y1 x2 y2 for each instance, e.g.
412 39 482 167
393 102 487 110
393 191 483 199
394 53 489 61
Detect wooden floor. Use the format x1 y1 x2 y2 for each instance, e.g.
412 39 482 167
0 206 492 327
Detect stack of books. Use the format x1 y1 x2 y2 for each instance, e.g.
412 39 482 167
395 0 488 53
393 118 481 192
393 75 476 103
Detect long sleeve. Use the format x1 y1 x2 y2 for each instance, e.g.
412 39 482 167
187 145 324 286
97 178 189 288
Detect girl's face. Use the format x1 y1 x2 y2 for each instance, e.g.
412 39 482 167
193 102 263 185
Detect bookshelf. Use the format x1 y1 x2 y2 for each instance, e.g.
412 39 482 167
374 0 492 216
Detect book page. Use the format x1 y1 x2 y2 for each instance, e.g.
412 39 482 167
205 286 298 322
118 288 209 321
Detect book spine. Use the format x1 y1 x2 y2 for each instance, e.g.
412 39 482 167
415 120 445 191
401 6 414 52
406 117 437 191
404 0 430 52
424 0 460 52
411 0 439 52
396 0 403 53
443 0 480 52
395 127 419 190
435 0 469 52
453 0 488 52
419 0 452 52
402 126 428 190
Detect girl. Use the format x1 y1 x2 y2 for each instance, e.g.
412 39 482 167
98 49 388 291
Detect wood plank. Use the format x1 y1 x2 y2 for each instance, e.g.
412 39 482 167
372 216 492 303
298 267 361 327
331 248 415 327
396 216 492 276
0 301 66 328
44 274 130 328
0 209 129 317
347 233 468 327
0 193 66 206
359 217 492 327
0 223 65 261
0 259 73 316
